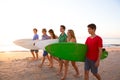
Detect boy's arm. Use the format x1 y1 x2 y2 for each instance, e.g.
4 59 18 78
95 47 102 67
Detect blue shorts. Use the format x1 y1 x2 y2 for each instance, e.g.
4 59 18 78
43 51 48 56
30 50 39 53
84 58 98 74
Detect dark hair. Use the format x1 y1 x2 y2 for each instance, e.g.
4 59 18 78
49 29 56 39
60 25 66 30
33 28 38 32
87 23 96 30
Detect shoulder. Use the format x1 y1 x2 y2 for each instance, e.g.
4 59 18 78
71 38 76 42
86 37 90 40
64 33 67 36
34 34 39 37
46 35 50 38
85 37 90 44
96 35 101 38
59 33 62 37
42 35 44 37
55 35 58 39
36 34 39 36
64 33 67 38
96 35 102 40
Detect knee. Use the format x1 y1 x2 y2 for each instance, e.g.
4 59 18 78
65 62 69 66
92 73 98 76
71 62 76 67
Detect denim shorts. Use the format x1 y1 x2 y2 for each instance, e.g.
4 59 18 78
43 51 48 56
30 50 39 53
84 58 98 74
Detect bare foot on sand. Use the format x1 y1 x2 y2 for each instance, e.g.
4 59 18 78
29 57 36 61
49 65 53 68
61 76 66 80
38 64 42 68
56 72 62 76
73 74 81 78
47 64 53 68
34 58 39 61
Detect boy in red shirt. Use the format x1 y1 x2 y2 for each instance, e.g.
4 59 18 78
85 24 103 80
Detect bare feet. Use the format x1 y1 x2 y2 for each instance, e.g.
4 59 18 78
56 72 62 75
73 74 81 78
47 63 53 68
34 58 38 61
47 63 51 66
30 57 39 61
49 65 53 68
61 77 65 80
38 64 42 68
30 57 35 61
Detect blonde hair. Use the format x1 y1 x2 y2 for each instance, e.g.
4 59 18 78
68 29 76 39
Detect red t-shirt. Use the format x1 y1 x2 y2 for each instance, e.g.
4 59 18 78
85 35 103 61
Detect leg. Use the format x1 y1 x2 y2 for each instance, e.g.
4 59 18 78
57 59 63 75
84 58 90 80
47 55 52 67
31 50 35 60
35 50 39 60
71 61 80 77
53 57 59 62
93 73 101 80
39 50 47 67
39 56 45 68
90 60 101 80
61 60 69 80
84 70 89 80
49 55 53 67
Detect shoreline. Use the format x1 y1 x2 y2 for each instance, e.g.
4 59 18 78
0 44 120 53
0 46 120 61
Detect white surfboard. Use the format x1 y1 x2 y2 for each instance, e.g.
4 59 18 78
35 39 58 50
13 39 59 50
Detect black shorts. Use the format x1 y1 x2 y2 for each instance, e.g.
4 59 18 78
84 58 98 74
43 50 48 56
30 50 39 53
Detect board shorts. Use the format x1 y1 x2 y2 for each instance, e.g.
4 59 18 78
43 50 48 56
84 58 98 74
30 50 39 53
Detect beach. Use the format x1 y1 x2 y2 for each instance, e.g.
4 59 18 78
0 47 120 80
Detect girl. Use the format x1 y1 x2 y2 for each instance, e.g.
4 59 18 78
61 29 80 80
48 29 58 67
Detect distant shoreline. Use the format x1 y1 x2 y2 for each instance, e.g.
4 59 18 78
0 44 120 53
103 44 120 47
0 50 29 53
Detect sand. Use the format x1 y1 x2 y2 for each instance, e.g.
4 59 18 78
0 47 120 80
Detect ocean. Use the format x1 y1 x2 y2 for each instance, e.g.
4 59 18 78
0 38 120 52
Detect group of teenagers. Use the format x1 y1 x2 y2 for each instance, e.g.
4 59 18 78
30 23 103 80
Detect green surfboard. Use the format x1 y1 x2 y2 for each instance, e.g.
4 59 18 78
45 42 108 62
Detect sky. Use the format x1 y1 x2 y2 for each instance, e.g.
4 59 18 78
0 0 120 46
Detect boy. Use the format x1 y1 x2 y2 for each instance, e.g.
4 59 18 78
31 28 39 60
39 28 51 68
59 25 67 42
57 25 67 77
84 23 102 80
